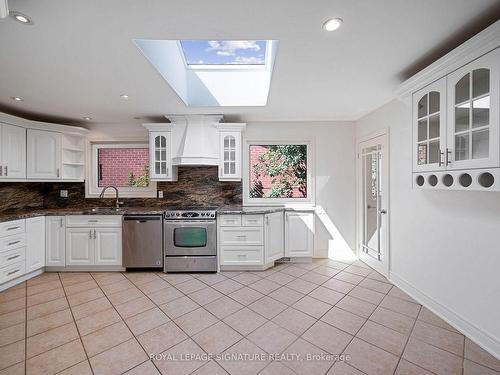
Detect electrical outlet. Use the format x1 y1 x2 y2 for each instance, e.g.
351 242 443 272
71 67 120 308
60 190 68 198
158 191 164 198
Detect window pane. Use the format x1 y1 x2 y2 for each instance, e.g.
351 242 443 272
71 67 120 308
473 69 489 98
160 136 166 148
418 95 427 118
429 114 440 139
472 96 490 128
418 120 427 142
161 162 166 175
472 129 489 159
455 73 470 104
455 134 469 161
230 151 236 161
161 150 166 161
249 144 307 198
429 140 440 164
417 143 427 165
224 137 230 148
230 162 235 174
224 162 229 174
455 105 470 132
429 91 440 114
230 137 236 148
155 162 160 175
155 137 160 148
98 148 149 187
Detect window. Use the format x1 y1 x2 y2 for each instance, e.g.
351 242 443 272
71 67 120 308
180 40 267 66
243 141 314 205
87 143 157 198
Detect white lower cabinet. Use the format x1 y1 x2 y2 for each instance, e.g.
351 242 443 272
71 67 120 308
26 217 45 272
46 216 66 266
0 218 27 285
265 212 284 264
285 212 314 257
66 217 122 267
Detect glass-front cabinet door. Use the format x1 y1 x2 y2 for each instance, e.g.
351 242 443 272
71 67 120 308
413 77 447 172
219 131 241 180
447 48 499 170
149 131 171 179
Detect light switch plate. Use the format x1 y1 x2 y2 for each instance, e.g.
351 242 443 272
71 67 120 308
158 191 164 198
60 190 68 198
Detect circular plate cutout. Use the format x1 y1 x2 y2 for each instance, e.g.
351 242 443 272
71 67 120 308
478 172 494 188
442 174 454 187
428 175 438 186
416 175 425 186
459 173 472 187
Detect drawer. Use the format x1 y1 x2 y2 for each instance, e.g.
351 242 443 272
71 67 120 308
0 261 25 284
220 227 264 246
0 233 26 253
0 247 25 268
0 220 25 238
66 215 122 227
222 246 263 265
219 215 242 226
242 215 264 227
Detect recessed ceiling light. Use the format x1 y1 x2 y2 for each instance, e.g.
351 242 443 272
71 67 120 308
11 96 24 101
323 18 343 31
10 12 33 25
120 94 129 100
83 116 92 121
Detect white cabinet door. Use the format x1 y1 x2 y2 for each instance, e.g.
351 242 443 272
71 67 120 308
26 217 45 272
66 228 93 266
285 212 314 257
412 78 447 172
265 212 284 264
94 227 122 265
27 129 62 179
149 131 172 180
0 124 26 179
46 216 65 266
219 131 241 181
447 48 499 170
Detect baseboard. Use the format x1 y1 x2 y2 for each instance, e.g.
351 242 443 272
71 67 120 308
0 268 44 292
389 271 500 360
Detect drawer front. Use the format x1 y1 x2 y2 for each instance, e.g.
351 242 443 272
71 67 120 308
0 220 26 238
66 215 122 227
242 215 264 227
0 247 26 268
222 246 263 265
220 227 264 246
0 233 26 253
219 215 242 227
0 261 25 284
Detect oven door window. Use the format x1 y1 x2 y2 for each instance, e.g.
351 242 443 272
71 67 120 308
174 227 207 247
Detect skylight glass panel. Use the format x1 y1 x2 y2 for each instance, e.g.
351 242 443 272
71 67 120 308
180 40 267 65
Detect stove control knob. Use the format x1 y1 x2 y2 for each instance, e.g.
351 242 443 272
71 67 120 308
211 213 215 217
176 213 180 216
201 213 205 216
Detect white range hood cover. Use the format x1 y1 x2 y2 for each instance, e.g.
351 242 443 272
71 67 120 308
166 114 222 166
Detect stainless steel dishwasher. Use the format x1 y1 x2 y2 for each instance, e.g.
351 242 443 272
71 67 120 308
123 214 163 268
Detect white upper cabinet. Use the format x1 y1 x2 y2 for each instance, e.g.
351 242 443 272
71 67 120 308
0 123 26 179
217 123 245 181
413 78 447 172
27 129 62 179
447 49 499 170
149 131 173 180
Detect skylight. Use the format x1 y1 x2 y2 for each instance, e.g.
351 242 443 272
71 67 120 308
180 40 267 65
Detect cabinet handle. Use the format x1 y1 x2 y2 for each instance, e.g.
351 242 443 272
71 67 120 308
4 166 7 176
60 218 64 228
56 168 60 178
6 226 20 231
0 165 2 176
266 216 269 225
7 241 20 246
7 269 20 276
87 220 98 223
89 230 92 239
7 254 20 261
438 150 444 167
446 148 452 166
93 229 96 239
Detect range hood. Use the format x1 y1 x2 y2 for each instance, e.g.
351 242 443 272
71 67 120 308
166 114 222 166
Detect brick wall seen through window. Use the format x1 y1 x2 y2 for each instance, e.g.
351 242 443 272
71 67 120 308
98 148 150 187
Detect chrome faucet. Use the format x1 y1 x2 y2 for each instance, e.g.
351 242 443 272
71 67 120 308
99 186 123 209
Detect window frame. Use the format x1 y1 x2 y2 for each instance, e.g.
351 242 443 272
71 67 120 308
86 142 157 198
243 139 315 206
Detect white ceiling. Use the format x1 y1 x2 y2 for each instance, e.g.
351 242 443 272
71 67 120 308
0 0 498 125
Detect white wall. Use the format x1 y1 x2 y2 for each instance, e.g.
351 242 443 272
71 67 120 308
245 122 357 260
356 98 500 357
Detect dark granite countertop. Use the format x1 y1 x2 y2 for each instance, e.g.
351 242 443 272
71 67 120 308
217 205 317 214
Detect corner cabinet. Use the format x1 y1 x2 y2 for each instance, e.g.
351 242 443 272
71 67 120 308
412 47 500 191
217 124 246 181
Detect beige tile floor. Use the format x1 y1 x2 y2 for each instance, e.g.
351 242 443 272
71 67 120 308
0 259 499 375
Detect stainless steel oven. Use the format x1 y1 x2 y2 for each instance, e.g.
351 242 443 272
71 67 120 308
164 208 217 272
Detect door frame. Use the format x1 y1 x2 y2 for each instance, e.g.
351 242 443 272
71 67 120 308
356 128 390 277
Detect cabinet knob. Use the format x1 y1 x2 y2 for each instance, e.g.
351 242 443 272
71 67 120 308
379 209 387 214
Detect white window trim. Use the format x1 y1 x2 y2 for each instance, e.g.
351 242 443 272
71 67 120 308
86 142 157 198
243 139 315 206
